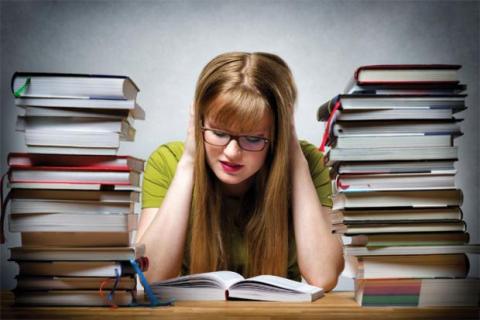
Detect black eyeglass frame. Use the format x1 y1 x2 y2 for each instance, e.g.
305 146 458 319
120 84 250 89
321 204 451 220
200 127 270 152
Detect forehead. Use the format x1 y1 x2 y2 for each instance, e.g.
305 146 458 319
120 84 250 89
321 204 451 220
205 111 273 135
202 90 275 134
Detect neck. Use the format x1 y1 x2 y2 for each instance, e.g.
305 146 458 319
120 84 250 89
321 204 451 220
220 176 254 198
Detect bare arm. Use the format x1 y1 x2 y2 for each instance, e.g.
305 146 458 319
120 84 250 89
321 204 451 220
290 125 344 292
136 105 196 282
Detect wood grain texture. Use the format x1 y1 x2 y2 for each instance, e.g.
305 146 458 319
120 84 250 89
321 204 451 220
1 291 479 320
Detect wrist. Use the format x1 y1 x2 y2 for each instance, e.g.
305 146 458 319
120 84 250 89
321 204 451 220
179 154 195 170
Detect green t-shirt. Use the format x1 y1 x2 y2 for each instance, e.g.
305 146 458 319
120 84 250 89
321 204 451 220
142 140 332 280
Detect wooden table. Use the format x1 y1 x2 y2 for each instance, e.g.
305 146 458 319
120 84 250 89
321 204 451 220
1 291 479 319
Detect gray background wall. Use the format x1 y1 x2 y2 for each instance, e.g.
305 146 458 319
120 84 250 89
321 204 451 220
1 0 479 291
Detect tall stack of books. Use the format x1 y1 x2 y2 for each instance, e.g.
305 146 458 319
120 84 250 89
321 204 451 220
317 65 480 307
4 73 146 306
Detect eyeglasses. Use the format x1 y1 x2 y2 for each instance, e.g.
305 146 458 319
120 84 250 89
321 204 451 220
201 127 270 152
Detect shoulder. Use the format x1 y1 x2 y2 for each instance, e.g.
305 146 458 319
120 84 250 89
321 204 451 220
144 141 184 180
150 141 185 160
299 140 325 164
147 141 185 168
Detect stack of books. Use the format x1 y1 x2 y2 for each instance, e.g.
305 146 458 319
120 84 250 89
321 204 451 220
4 73 147 306
317 65 480 307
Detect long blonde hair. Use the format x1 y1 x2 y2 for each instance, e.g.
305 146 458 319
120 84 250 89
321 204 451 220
190 52 297 277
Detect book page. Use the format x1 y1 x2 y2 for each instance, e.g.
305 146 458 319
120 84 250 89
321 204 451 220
152 271 244 290
233 275 322 294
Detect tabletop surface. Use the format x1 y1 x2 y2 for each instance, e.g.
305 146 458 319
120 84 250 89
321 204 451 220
1 291 479 320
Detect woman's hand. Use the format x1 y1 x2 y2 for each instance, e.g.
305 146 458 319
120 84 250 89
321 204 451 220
182 102 196 163
289 115 306 167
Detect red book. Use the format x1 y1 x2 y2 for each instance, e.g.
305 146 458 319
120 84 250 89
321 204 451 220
7 153 144 172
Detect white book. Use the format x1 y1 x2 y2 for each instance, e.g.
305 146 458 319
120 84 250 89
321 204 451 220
17 116 133 133
333 221 466 235
332 120 462 136
9 188 140 203
11 199 137 215
24 131 121 148
25 146 120 155
326 146 457 165
15 98 145 119
9 212 138 232
9 182 141 192
332 135 452 149
344 254 468 279
335 108 461 121
336 95 465 109
18 106 136 127
9 245 145 261
334 161 456 175
344 244 480 256
331 207 463 224
9 169 141 186
335 172 456 192
332 189 463 210
12 73 138 100
152 271 323 302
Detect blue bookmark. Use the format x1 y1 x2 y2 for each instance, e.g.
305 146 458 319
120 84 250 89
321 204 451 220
129 258 175 307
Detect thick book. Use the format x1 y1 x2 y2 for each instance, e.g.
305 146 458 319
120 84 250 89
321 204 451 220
8 182 141 192
334 172 455 192
9 188 140 203
11 72 139 100
15 98 145 119
16 260 135 277
344 244 480 256
344 254 469 279
17 116 135 134
23 131 128 149
21 231 136 247
317 94 466 121
331 160 456 176
18 104 145 120
16 276 136 291
9 245 145 261
331 134 453 149
331 120 462 136
331 207 463 224
347 64 461 85
355 278 480 307
152 271 323 302
325 146 458 166
13 290 134 306
9 212 138 232
333 221 466 235
345 232 470 247
332 106 465 121
24 146 119 155
17 107 136 128
11 199 138 215
332 189 463 210
345 83 467 95
9 169 141 186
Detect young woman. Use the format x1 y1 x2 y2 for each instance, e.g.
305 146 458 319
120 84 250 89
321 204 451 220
136 52 344 291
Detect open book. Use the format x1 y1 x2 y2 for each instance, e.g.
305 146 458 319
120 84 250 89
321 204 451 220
151 271 323 302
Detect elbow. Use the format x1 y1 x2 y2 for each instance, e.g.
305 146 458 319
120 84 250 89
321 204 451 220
303 256 345 293
304 270 340 293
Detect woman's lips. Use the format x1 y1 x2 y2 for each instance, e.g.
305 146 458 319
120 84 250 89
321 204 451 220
220 160 243 173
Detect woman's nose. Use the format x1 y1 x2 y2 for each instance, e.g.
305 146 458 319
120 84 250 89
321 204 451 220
223 138 242 158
